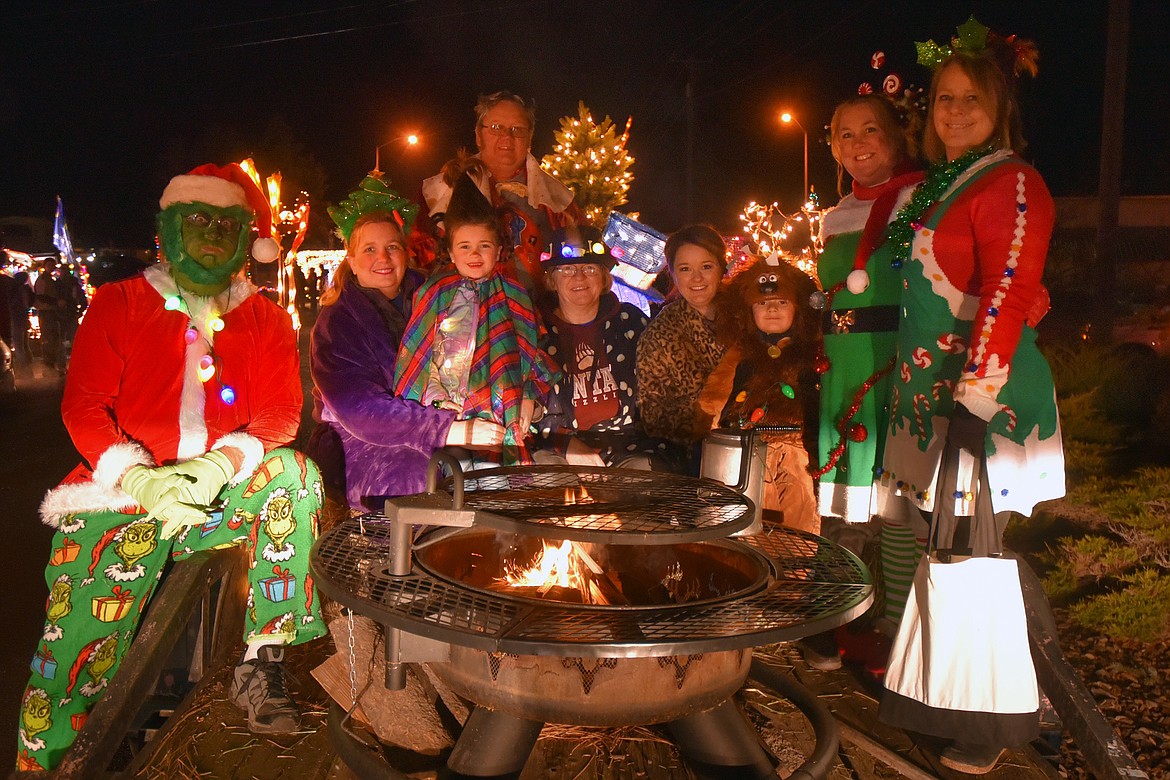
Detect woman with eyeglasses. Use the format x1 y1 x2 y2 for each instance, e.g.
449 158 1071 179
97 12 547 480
534 226 673 469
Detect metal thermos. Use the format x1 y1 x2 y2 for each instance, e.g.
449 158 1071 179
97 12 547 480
700 428 767 536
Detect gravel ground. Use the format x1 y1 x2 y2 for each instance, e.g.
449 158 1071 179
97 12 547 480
1053 608 1169 779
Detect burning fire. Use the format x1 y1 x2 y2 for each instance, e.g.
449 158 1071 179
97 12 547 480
498 539 623 606
564 485 595 504
562 484 623 531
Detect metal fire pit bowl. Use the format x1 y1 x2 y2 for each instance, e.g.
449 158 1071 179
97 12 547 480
312 462 872 780
413 527 771 611
310 516 872 658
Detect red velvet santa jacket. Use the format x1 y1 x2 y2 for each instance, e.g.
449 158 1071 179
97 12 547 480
40 265 301 528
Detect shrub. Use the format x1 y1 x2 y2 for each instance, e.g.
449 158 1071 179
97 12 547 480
1069 568 1170 642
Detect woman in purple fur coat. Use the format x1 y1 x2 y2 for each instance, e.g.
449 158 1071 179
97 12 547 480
308 193 504 511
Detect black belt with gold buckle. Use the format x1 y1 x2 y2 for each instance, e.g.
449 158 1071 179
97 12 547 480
822 305 900 335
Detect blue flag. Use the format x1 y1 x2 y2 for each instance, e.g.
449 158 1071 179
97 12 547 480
53 195 75 263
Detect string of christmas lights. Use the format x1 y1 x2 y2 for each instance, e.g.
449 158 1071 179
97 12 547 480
736 193 825 277
540 102 635 225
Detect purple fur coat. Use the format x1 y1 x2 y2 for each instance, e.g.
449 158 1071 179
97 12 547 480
310 271 455 509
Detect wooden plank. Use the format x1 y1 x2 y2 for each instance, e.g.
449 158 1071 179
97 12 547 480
1017 560 1149 780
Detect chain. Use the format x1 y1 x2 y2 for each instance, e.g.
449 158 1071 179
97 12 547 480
346 608 358 708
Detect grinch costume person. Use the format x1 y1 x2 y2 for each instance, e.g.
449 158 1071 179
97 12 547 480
16 163 326 772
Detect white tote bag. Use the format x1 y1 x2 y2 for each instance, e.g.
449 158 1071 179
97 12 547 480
884 554 1039 713
884 444 1039 714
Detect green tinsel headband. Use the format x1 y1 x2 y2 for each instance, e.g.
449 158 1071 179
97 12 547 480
328 173 419 243
915 15 1038 78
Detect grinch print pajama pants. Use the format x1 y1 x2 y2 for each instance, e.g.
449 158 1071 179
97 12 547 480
17 448 327 772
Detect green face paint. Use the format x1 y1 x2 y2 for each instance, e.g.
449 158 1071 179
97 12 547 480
157 203 252 295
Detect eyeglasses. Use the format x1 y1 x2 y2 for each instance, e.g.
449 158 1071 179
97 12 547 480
184 212 241 233
553 264 601 277
480 122 532 139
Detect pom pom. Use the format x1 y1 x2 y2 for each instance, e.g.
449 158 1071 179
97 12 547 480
846 269 870 294
251 236 280 263
847 423 868 442
808 290 828 310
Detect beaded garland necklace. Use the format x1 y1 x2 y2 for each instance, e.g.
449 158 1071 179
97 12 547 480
810 145 996 478
882 144 998 268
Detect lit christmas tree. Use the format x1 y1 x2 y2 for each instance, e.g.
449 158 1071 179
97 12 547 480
541 101 634 225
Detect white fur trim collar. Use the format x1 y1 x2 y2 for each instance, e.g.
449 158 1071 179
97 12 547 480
143 263 255 312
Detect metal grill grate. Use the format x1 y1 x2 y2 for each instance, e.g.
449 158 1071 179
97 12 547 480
438 465 755 542
311 517 873 658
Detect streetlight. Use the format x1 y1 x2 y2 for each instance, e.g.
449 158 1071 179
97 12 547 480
779 111 808 203
373 133 420 175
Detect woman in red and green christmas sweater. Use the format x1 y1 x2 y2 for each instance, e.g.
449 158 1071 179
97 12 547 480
878 43 1064 771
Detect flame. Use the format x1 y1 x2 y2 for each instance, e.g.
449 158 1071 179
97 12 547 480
499 539 615 605
563 485 594 505
561 484 624 531
505 540 579 591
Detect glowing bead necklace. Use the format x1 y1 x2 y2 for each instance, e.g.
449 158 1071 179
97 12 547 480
163 292 236 405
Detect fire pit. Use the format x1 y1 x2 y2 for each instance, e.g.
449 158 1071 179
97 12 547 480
310 461 872 778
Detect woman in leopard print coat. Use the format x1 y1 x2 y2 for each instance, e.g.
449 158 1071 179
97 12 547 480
636 225 728 465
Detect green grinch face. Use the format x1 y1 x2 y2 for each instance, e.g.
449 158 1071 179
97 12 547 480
22 691 51 739
89 638 117 680
115 521 157 569
158 203 251 295
182 210 241 264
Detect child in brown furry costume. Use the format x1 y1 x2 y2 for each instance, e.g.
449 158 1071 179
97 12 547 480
695 258 822 533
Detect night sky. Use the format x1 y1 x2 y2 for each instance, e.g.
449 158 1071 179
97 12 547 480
1 0 1166 249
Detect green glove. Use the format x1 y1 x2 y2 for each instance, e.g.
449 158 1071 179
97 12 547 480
152 490 214 541
152 450 235 508
120 465 183 515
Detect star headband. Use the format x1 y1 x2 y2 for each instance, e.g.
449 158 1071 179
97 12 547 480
916 15 1038 78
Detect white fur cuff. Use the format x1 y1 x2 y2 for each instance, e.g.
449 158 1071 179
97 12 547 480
212 433 266 486
92 442 154 488
40 442 155 529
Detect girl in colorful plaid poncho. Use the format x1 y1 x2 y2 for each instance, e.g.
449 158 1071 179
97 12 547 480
393 169 557 464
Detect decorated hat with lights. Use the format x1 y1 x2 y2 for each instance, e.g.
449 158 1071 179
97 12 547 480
159 162 280 263
328 172 419 244
542 225 617 269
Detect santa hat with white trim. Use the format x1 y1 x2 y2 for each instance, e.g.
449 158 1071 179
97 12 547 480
159 163 280 263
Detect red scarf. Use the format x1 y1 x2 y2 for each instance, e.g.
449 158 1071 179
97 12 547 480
851 166 924 273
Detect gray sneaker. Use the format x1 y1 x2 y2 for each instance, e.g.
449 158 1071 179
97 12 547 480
940 742 1007 775
229 645 301 733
